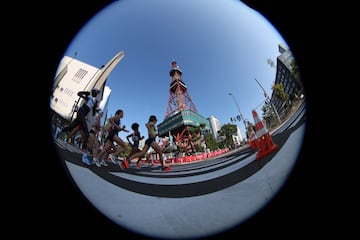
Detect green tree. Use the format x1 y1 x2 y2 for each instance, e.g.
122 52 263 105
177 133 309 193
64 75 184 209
261 102 276 128
272 83 289 108
217 124 237 149
204 133 218 151
245 120 254 138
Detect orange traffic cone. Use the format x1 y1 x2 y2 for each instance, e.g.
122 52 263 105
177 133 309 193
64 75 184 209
252 110 278 160
248 128 257 150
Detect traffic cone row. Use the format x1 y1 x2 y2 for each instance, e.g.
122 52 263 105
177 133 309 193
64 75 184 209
252 110 278 160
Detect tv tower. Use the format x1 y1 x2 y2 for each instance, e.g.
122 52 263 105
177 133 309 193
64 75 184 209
165 60 197 118
158 60 209 155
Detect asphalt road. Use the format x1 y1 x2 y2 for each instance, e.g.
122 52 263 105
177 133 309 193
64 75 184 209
52 100 306 239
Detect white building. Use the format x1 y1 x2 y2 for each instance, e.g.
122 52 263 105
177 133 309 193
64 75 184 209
232 125 244 146
50 50 124 130
208 116 221 141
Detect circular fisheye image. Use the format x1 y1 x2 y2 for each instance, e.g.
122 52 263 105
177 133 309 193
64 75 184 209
49 0 306 239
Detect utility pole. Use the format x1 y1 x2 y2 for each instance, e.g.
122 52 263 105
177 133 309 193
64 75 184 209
254 78 281 123
229 93 247 140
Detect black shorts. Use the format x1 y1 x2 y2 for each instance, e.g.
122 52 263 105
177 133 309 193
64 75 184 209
145 137 156 146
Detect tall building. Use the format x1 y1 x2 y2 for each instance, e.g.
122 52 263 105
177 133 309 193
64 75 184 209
208 116 221 141
164 60 197 118
158 60 210 153
271 44 303 118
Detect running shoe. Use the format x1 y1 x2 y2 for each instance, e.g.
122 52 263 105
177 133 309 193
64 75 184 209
100 160 108 167
123 158 129 169
135 161 141 169
95 159 101 167
119 161 125 170
161 166 172 172
82 154 92 165
109 154 118 164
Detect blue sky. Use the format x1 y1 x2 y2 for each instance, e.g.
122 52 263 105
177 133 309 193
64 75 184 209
60 0 289 139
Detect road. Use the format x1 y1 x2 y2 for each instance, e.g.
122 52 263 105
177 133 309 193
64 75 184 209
53 100 306 240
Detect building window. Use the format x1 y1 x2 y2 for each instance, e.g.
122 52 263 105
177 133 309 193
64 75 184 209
72 69 88 83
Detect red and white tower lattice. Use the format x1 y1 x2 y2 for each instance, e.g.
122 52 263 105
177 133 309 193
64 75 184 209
165 60 197 118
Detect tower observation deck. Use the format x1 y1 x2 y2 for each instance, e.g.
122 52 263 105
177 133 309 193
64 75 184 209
157 60 210 153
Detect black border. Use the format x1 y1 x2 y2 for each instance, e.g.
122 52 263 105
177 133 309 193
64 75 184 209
24 0 323 239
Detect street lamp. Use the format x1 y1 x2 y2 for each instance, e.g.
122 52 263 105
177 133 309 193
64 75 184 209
254 78 281 123
229 93 247 139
